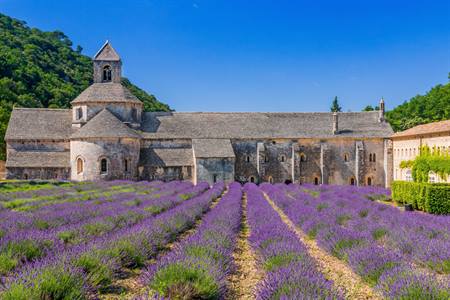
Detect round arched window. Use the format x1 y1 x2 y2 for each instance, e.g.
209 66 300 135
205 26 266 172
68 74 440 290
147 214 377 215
77 158 84 174
100 158 108 174
103 66 112 82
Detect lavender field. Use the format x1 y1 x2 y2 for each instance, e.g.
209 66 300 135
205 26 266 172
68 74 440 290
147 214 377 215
0 181 448 299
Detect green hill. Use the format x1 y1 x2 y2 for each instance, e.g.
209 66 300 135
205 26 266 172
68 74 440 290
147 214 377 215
0 13 171 160
385 76 450 132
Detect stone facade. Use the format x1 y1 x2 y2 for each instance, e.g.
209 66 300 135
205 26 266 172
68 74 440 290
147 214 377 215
5 42 395 187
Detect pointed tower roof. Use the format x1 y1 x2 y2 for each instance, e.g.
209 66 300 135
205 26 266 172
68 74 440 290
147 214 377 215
71 109 141 139
94 40 120 61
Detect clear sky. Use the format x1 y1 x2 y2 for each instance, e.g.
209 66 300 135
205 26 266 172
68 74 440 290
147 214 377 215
1 0 450 112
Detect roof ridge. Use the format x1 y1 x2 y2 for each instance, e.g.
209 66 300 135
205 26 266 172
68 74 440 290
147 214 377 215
13 107 71 111
146 111 379 115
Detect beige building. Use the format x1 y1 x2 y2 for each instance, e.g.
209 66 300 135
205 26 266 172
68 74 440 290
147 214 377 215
392 120 450 183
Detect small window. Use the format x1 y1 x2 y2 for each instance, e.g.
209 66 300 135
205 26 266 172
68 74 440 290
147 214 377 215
272 141 276 145
131 108 137 121
23 173 29 180
280 155 286 162
367 177 372 186
350 177 355 185
246 155 251 163
213 174 218 183
100 158 108 174
264 155 269 163
300 153 307 162
250 176 255 183
76 107 83 120
314 177 319 185
77 158 84 174
268 176 273 184
344 153 349 162
124 159 129 172
372 153 376 162
369 153 372 162
103 66 112 82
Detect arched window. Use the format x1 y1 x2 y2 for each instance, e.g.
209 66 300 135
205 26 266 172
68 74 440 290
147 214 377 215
369 153 373 162
350 177 355 185
213 174 218 183
268 176 274 184
264 155 269 163
103 66 112 82
367 177 372 186
344 153 349 162
100 158 108 174
246 155 251 163
23 173 28 180
280 155 286 162
77 158 84 174
372 153 376 162
314 177 319 185
300 153 307 162
249 176 255 183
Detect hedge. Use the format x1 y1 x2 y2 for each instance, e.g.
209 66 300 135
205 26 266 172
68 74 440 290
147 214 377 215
391 181 450 215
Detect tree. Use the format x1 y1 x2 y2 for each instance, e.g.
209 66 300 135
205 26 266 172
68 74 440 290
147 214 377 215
362 105 380 111
330 96 342 112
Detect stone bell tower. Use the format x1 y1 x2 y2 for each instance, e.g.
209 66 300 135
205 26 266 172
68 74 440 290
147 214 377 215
93 41 122 83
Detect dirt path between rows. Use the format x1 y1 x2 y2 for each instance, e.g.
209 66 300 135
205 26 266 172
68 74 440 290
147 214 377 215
263 192 383 300
225 193 263 300
98 189 227 300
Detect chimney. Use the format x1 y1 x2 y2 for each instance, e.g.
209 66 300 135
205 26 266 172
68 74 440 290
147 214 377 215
379 98 385 122
333 112 339 134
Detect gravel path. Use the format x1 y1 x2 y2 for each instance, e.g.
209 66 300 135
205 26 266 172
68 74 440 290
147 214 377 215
226 193 263 300
263 192 384 300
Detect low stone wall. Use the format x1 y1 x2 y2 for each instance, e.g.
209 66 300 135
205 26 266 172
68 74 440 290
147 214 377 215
0 161 5 180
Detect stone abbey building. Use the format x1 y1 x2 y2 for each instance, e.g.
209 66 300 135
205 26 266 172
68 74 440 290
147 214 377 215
5 42 394 186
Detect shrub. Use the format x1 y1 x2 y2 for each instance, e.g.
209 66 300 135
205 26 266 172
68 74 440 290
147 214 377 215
391 181 450 214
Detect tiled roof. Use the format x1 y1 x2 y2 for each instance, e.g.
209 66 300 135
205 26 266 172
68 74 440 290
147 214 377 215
193 139 235 158
94 41 120 61
140 111 393 139
392 120 450 138
71 83 142 105
71 109 141 139
140 148 193 167
5 108 73 140
6 151 70 168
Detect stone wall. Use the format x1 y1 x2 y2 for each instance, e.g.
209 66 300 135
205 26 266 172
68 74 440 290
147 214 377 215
196 158 235 185
139 166 193 182
6 167 70 180
70 138 140 181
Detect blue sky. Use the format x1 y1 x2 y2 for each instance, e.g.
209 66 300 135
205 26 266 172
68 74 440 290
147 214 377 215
2 0 450 112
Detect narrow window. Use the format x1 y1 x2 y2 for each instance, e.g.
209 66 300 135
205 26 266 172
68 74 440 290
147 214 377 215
314 177 319 185
268 176 273 184
246 155 250 163
23 173 29 180
350 177 355 185
76 107 83 120
100 158 108 174
213 174 217 183
250 176 255 183
264 155 269 163
372 153 376 162
344 153 349 162
280 155 286 162
300 153 306 162
131 108 137 121
369 153 372 162
367 177 372 186
77 158 84 174
124 159 129 172
103 66 112 82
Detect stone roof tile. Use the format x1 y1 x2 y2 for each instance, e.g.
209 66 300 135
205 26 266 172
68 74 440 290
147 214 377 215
6 151 70 168
94 41 120 61
392 120 450 138
71 109 141 139
71 83 142 105
193 139 235 158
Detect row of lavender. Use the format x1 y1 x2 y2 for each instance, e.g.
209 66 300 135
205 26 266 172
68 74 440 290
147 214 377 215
140 182 243 299
1 181 225 298
245 183 343 299
0 180 199 277
262 183 450 299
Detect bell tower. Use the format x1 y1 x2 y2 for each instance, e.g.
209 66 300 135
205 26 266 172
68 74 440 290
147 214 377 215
93 41 122 83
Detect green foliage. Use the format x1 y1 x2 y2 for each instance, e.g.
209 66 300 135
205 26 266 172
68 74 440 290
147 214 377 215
391 181 450 214
361 105 380 111
330 96 342 112
72 252 114 288
149 263 220 300
372 228 388 240
399 146 450 183
386 77 450 132
0 13 171 160
264 253 304 271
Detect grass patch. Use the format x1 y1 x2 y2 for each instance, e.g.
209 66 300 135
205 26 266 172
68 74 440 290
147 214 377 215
264 252 304 272
372 228 388 240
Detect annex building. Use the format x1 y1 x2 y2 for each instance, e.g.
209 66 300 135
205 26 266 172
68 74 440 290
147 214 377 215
5 42 394 186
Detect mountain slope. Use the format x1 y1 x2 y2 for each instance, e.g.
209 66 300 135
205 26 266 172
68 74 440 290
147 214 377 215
0 13 171 160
